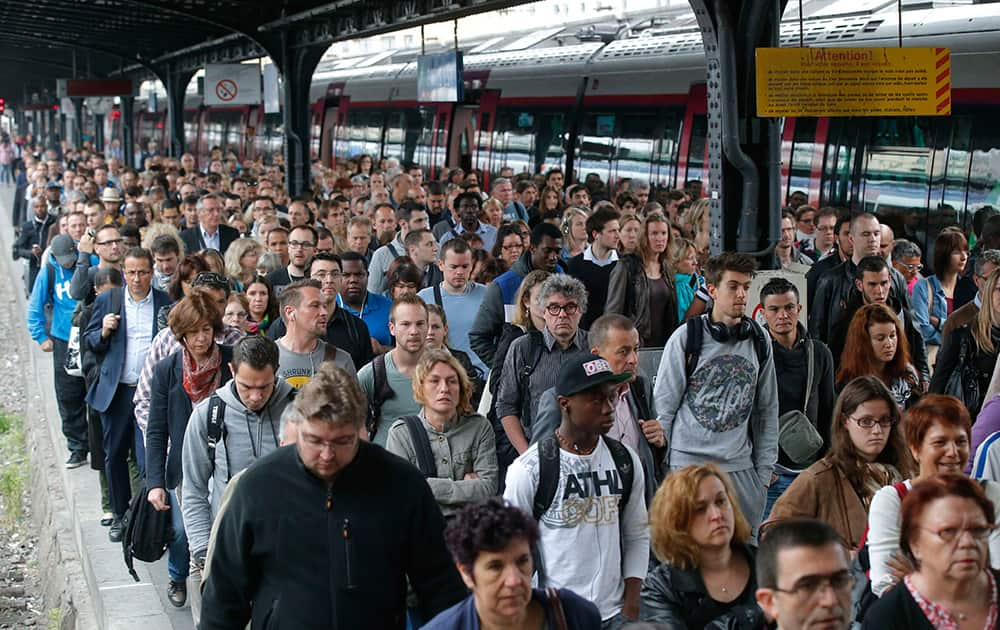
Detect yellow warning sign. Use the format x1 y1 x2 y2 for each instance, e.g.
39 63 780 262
755 47 951 117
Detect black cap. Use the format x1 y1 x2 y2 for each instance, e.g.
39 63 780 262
556 354 632 398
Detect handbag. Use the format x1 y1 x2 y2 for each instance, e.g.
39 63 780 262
64 325 83 377
546 587 569 630
944 331 974 409
777 340 825 466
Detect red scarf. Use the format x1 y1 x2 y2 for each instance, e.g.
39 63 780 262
182 344 222 404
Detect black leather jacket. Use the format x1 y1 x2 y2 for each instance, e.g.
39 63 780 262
809 259 910 345
640 544 767 630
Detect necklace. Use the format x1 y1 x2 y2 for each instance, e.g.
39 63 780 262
555 429 597 455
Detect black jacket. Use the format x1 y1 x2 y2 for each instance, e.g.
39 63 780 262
199 441 467 630
809 259 911 344
805 250 843 309
861 568 1000 629
929 324 1000 418
179 223 240 256
826 293 930 388
640 544 767 629
146 345 233 491
770 325 837 467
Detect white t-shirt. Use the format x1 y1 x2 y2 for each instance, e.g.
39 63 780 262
503 439 649 620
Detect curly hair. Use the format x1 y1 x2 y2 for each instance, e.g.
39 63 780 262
294 363 367 428
535 273 588 315
648 464 751 570
444 497 539 571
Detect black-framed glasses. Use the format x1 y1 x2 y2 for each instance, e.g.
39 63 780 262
289 240 315 249
772 570 854 599
96 238 122 247
919 524 996 543
545 303 580 316
848 415 896 430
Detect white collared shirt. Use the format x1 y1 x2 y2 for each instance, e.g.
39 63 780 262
608 385 641 451
120 289 154 385
582 244 620 268
200 225 220 251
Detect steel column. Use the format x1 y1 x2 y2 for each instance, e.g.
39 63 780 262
154 64 195 158
120 96 135 168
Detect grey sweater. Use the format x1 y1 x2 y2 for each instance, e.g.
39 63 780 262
181 378 295 555
653 316 779 484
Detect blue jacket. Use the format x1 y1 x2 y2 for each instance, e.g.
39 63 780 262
422 588 601 630
26 255 77 344
84 286 170 413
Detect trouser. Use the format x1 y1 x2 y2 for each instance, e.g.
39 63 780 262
51 337 89 454
187 565 202 626
0 163 11 185
167 488 190 583
763 470 799 521
672 465 767 542
100 384 140 518
601 613 631 630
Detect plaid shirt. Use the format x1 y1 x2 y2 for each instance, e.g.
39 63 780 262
132 324 246 436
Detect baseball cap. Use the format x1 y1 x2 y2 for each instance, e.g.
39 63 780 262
556 354 631 398
45 181 62 190
50 234 77 267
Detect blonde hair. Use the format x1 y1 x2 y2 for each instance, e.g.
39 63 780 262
412 349 474 415
649 464 751 570
974 269 1000 355
669 237 697 269
141 221 183 254
511 270 550 329
224 237 264 285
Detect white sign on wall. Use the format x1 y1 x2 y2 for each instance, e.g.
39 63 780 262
204 64 261 106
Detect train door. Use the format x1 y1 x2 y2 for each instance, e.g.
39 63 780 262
449 105 476 174
474 91 499 181
321 104 337 167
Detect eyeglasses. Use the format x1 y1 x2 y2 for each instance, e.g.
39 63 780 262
798 217 815 224
545 303 580 316
900 262 923 272
96 238 122 247
224 310 248 320
848 415 896 429
289 240 316 249
920 524 996 543
123 269 151 278
772 571 854 599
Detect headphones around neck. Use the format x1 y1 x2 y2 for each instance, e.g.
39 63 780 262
706 314 755 343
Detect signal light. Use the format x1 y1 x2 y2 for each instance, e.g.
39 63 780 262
111 109 121 121
0 98 5 114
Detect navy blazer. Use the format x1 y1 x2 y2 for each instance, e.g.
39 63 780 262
179 224 240 256
84 286 171 413
146 345 233 490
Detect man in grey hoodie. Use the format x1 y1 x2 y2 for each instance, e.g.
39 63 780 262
653 252 779 539
181 335 294 625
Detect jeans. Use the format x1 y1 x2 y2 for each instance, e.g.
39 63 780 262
51 337 88 454
0 163 12 185
763 470 799 521
167 488 190 582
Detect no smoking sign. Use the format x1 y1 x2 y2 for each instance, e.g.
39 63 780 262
215 79 238 102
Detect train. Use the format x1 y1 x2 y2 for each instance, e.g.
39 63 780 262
88 3 1000 249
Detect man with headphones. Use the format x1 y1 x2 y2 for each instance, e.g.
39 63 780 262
652 252 779 540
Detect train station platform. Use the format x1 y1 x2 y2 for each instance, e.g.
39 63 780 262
0 186 194 630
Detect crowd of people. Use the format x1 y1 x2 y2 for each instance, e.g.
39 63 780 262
9 132 1000 629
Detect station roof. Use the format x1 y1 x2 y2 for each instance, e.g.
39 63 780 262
0 0 533 107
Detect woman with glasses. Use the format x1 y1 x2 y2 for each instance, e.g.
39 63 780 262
862 474 1000 629
867 394 1000 598
837 303 920 408
222 293 251 334
146 289 233 608
223 237 263 292
930 268 1000 418
763 376 913 547
606 211 679 347
491 224 524 272
912 229 975 367
640 464 767 629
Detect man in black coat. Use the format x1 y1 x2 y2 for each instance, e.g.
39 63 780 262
199 364 465 630
15 195 56 295
179 193 239 256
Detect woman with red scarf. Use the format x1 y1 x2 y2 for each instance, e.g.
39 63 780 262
145 288 233 608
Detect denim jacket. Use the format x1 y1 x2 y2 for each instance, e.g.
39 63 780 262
912 275 947 346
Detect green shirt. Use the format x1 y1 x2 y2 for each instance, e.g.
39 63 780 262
358 351 420 446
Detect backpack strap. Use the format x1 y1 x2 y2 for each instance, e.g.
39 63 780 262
205 394 227 480
401 416 437 478
802 339 814 415
603 436 634 512
387 241 400 258
432 282 443 307
46 260 55 303
322 342 337 364
367 353 396 440
518 330 546 435
684 316 704 379
533 433 562 522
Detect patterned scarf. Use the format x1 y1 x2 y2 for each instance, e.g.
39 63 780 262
182 344 222 404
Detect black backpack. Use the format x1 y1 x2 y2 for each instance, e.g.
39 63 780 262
365 353 396 441
531 433 634 586
121 484 173 582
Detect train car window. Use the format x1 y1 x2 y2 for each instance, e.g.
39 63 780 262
492 109 533 175
537 113 567 174
311 114 322 161
615 112 658 189
652 110 683 190
577 113 616 184
476 111 492 177
260 112 284 164
403 107 436 170
788 118 817 203
183 110 199 162
820 118 862 207
942 115 973 225
686 114 708 187
384 111 405 162
967 114 1000 220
